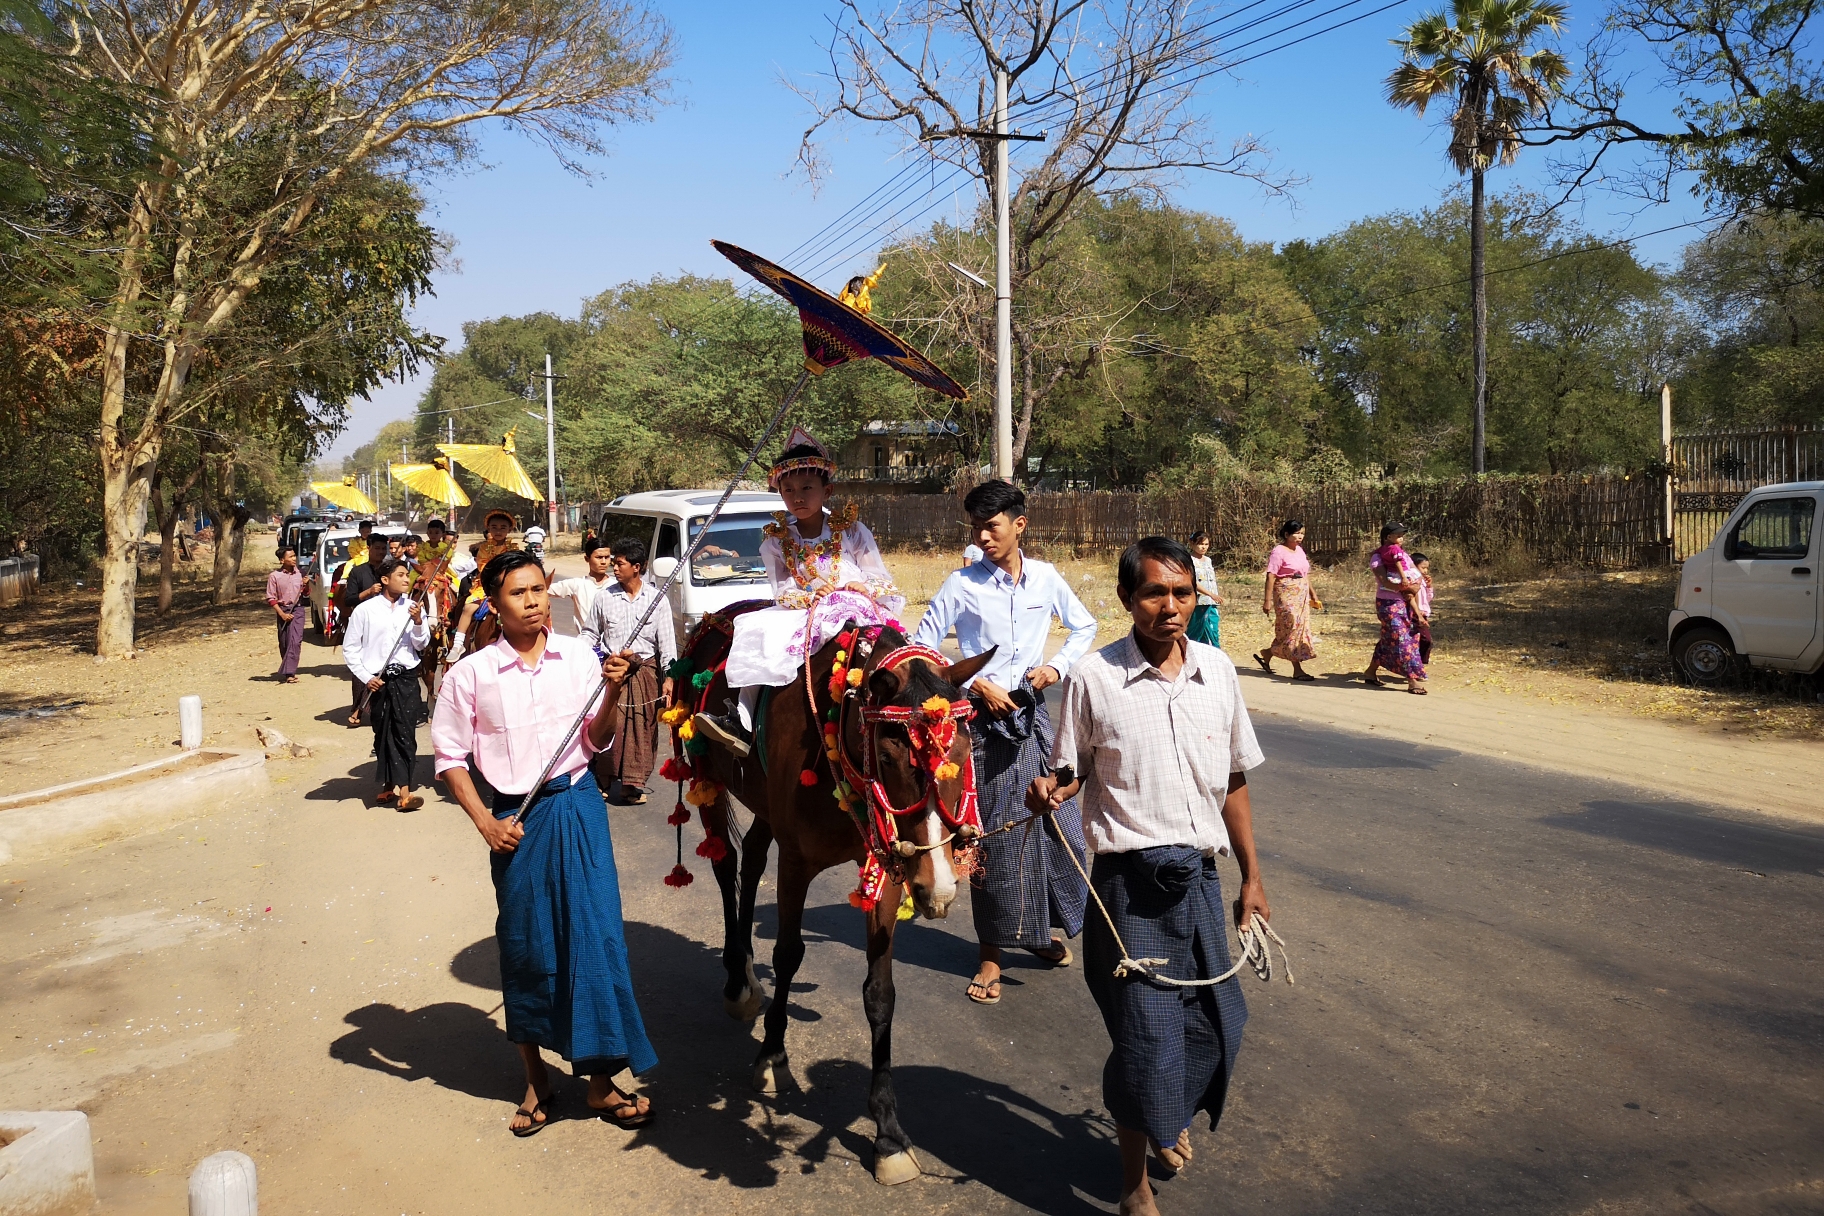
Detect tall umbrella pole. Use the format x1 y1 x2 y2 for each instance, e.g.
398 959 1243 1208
509 367 813 826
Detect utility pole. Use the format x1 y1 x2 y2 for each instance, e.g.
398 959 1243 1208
994 68 1013 483
920 79 1043 486
528 355 566 534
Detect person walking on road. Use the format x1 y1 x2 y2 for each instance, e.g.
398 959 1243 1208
550 536 616 635
266 547 307 683
914 480 1097 1006
343 556 431 809
1186 530 1224 647
1362 521 1428 694
341 534 392 725
431 549 658 1137
1028 535 1270 1215
1253 519 1321 681
580 535 677 805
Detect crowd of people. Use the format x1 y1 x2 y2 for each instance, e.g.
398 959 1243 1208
256 446 1442 1213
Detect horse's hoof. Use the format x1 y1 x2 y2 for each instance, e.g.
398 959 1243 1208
874 1149 921 1186
752 1051 788 1095
724 987 763 1021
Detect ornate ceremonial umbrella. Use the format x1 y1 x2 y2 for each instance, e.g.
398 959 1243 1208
308 475 377 514
388 456 471 507
712 240 968 400
438 428 543 501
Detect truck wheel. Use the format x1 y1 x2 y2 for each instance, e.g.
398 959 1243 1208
1673 625 1736 685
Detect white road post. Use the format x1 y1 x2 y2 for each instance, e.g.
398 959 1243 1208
188 1150 257 1215
994 67 1013 483
179 695 203 750
1661 382 1675 557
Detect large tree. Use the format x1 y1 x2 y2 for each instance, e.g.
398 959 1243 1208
1532 0 1823 220
68 0 673 656
794 0 1289 469
1387 0 1569 473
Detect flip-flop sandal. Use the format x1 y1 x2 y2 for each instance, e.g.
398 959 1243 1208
510 1100 552 1138
376 790 397 804
396 793 424 811
1252 653 1272 673
1026 940 1073 968
966 974 1002 1005
596 1094 653 1129
1291 672 1316 682
1407 684 1429 695
1359 672 1386 686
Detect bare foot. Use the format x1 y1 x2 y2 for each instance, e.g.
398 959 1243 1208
1118 1180 1160 1216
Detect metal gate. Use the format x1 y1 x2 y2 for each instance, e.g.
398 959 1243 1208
1671 425 1824 558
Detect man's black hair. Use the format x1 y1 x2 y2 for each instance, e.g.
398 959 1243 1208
1277 518 1304 541
1118 535 1195 594
611 534 649 568
426 518 446 532
278 545 296 559
376 555 409 580
583 535 610 557
358 518 374 532
1380 520 1409 542
482 549 544 598
775 444 831 483
405 534 422 545
963 479 1025 522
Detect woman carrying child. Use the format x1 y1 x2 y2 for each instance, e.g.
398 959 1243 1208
694 428 903 757
1362 520 1428 694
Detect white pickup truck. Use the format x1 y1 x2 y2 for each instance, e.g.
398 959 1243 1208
1669 481 1822 683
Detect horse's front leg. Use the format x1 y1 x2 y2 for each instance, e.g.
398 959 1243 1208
864 881 920 1185
708 795 762 1020
723 815 772 1021
753 850 808 1095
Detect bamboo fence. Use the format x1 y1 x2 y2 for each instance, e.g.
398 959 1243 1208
858 475 1668 569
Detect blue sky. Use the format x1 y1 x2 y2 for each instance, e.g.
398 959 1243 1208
326 0 1707 459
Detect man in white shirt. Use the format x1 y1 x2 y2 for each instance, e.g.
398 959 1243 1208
581 534 677 804
914 480 1097 1006
549 537 616 638
343 556 432 809
1028 535 1271 1216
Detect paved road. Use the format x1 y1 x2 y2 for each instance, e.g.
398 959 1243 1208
3 651 1820 1214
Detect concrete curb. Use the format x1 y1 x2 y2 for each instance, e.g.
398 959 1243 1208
0 1110 96 1216
0 750 267 867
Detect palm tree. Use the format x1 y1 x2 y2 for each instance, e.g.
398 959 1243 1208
1388 0 1568 473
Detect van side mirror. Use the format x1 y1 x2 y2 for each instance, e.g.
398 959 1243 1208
651 556 679 582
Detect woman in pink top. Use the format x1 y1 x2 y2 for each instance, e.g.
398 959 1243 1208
1253 519 1322 680
432 549 657 1137
1363 520 1427 693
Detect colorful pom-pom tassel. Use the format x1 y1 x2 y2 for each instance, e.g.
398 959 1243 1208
846 667 864 687
659 703 690 727
935 761 960 781
664 864 694 888
660 757 691 782
692 669 714 689
797 768 818 787
921 695 951 716
667 803 690 827
897 889 916 921
695 835 729 862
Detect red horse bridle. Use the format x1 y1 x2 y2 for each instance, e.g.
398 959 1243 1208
834 643 982 890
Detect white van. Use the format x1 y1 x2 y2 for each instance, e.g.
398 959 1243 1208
309 523 410 638
1669 481 1822 683
593 489 785 643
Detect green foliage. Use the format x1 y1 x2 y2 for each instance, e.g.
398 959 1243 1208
1675 214 1824 425
411 277 923 505
1281 192 1672 475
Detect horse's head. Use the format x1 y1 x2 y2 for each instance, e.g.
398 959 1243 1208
863 646 997 920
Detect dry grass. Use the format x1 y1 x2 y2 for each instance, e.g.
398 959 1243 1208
886 546 1824 741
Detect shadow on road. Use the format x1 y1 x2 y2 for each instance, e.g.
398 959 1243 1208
304 757 437 803
1545 799 1824 876
325 922 1118 1205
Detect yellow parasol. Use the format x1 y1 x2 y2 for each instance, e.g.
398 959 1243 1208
389 455 471 507
309 474 377 514
438 428 543 502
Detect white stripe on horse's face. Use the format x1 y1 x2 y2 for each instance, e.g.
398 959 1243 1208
921 799 956 916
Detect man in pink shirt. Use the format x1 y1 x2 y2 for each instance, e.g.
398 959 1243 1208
430 548 657 1139
265 547 307 682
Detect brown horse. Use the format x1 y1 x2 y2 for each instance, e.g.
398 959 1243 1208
679 614 994 1186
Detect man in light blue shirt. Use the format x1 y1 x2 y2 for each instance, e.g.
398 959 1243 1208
914 480 1097 1006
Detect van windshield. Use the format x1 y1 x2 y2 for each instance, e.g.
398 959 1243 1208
687 516 770 586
